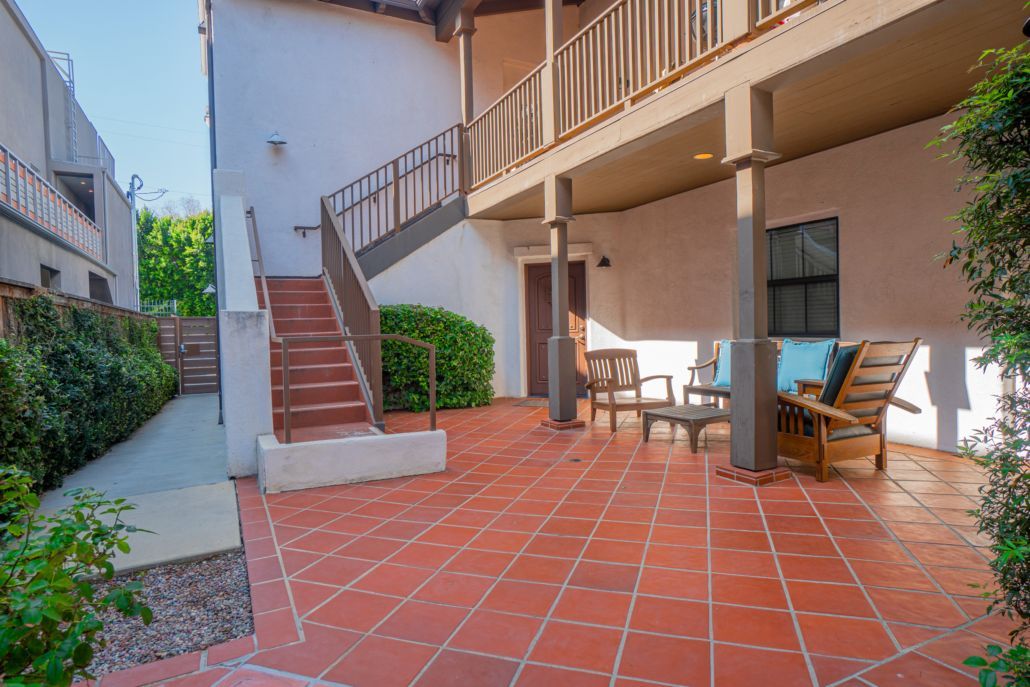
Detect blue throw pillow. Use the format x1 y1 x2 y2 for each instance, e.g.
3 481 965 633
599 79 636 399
777 339 835 393
712 340 732 387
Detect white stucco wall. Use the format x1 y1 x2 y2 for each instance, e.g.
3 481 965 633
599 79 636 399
211 0 463 276
209 0 587 277
370 114 1002 452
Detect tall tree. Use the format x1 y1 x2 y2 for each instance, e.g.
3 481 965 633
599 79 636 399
137 209 215 316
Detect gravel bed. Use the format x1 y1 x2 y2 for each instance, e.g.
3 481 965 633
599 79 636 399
90 551 254 676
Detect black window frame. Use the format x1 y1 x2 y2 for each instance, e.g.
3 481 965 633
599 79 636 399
767 217 840 338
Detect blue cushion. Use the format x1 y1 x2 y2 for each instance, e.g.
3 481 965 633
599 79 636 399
776 339 835 393
712 340 732 387
819 344 860 405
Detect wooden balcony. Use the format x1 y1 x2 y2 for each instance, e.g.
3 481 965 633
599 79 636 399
462 0 1021 219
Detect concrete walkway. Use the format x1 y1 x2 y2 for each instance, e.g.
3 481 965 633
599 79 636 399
42 394 241 572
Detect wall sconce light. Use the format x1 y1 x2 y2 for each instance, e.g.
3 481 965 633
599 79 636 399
266 131 287 146
596 256 612 268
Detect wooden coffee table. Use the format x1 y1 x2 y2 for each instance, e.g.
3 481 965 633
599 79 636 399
642 404 731 453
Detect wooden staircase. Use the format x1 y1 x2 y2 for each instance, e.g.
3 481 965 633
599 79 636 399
256 277 374 441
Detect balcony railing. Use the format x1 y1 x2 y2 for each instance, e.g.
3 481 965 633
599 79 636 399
327 125 463 254
467 0 822 189
0 143 104 261
467 63 545 188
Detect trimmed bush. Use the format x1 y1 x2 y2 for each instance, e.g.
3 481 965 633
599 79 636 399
380 304 494 412
0 296 177 491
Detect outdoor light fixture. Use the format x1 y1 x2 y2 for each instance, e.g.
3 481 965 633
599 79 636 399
597 256 612 268
266 131 287 146
202 284 216 295
693 152 714 160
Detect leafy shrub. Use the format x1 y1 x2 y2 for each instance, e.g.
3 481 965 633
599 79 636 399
933 44 1029 684
0 296 178 490
380 304 494 411
0 467 151 686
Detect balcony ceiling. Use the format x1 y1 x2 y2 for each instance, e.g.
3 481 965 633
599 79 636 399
470 0 1023 220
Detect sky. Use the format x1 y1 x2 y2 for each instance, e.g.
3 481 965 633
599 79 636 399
18 0 212 212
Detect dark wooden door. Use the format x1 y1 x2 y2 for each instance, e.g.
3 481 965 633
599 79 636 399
526 261 587 396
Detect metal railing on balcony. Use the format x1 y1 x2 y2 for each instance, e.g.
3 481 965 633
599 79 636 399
0 143 105 261
466 63 545 188
327 125 463 255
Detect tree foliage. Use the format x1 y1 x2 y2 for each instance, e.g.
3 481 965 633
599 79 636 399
0 296 177 490
137 209 215 316
0 467 150 686
933 42 1030 687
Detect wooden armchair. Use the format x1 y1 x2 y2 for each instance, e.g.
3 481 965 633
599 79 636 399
683 340 786 407
585 348 675 432
777 339 922 481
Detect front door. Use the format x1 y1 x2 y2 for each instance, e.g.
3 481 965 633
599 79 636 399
526 261 587 396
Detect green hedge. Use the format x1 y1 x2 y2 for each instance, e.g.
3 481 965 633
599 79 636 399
0 296 177 491
381 304 494 412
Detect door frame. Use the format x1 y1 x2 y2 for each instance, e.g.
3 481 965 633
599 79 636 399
515 243 593 398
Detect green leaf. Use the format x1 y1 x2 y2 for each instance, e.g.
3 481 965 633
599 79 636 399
965 656 990 667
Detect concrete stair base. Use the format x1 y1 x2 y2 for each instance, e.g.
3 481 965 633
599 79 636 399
258 430 447 494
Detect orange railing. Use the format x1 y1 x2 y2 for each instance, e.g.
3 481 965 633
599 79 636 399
467 63 545 188
327 125 463 255
0 143 104 261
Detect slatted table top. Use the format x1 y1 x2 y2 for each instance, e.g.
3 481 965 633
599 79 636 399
642 404 731 422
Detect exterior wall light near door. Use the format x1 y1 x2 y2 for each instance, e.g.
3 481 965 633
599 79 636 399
266 131 287 146
597 256 612 268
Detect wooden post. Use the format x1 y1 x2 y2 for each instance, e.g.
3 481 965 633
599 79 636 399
723 83 780 472
541 0 563 144
542 175 580 427
722 0 757 44
391 159 401 234
455 9 475 193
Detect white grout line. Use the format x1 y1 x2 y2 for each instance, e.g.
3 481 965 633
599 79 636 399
605 419 674 687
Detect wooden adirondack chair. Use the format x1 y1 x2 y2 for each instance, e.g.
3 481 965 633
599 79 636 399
776 339 922 481
585 348 675 432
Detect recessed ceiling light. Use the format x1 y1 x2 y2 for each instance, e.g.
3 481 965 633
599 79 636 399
80 180 86 184
693 153 714 160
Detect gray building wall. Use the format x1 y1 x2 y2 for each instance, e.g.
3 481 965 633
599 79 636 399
0 0 134 307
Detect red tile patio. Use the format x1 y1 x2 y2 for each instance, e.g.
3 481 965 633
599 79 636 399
97 399 1011 686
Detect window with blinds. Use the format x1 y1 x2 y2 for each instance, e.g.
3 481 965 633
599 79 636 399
767 218 839 337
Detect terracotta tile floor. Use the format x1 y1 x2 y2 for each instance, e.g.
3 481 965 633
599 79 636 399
99 399 1014 687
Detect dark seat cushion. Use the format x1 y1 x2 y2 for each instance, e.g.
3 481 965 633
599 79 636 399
819 344 860 406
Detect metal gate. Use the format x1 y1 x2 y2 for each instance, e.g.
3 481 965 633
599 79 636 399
157 317 219 395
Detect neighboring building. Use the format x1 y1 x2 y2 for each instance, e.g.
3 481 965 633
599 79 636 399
0 0 136 307
199 0 1024 481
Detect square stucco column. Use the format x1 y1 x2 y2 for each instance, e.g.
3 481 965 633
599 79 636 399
544 176 578 424
724 84 781 472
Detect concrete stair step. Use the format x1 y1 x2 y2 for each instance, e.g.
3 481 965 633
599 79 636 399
267 303 333 319
271 362 354 385
259 290 331 306
273 317 341 335
272 380 362 407
273 400 369 429
263 277 325 292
